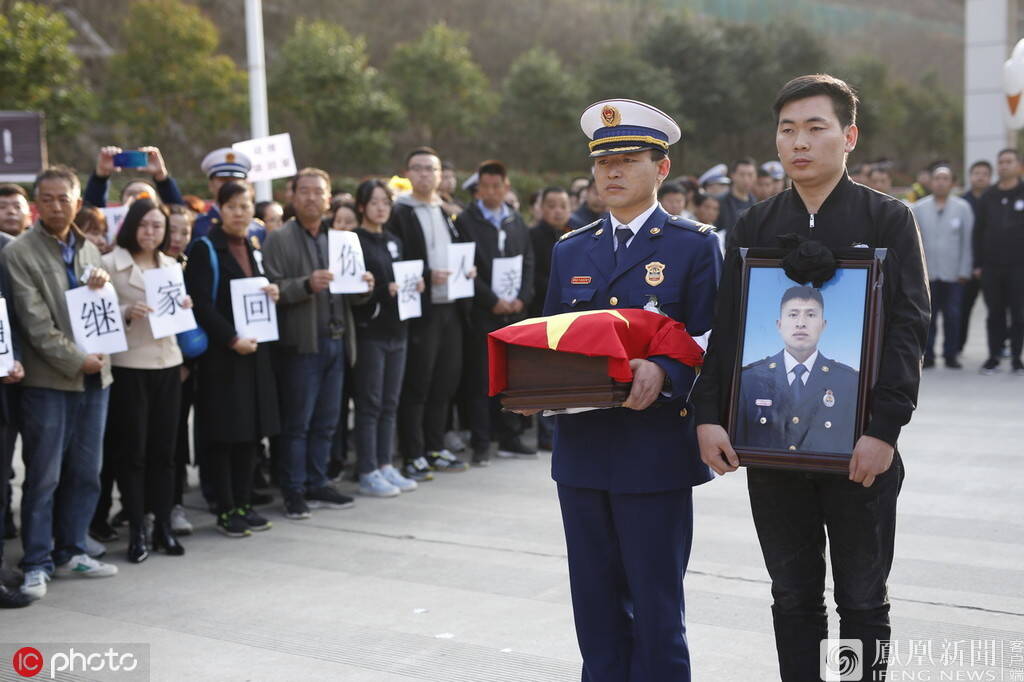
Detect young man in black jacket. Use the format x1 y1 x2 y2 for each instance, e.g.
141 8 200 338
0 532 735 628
385 147 475 478
972 148 1024 374
692 74 930 682
454 161 536 464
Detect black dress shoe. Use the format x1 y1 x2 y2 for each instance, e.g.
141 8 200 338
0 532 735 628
89 520 119 543
127 527 149 564
945 357 962 369
151 521 185 556
0 584 30 608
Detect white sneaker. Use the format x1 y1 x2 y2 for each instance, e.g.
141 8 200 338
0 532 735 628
170 505 193 535
55 554 118 579
358 470 400 498
380 464 417 492
20 569 49 600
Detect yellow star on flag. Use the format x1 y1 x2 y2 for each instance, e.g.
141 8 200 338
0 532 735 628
506 310 630 350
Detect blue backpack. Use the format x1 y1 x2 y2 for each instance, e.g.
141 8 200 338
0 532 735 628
176 236 218 359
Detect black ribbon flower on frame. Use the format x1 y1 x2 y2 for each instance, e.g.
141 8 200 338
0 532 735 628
776 233 838 288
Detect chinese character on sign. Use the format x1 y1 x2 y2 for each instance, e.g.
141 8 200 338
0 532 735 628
337 243 359 277
81 299 120 337
496 269 519 301
0 318 8 356
399 273 419 304
156 281 185 316
243 293 271 324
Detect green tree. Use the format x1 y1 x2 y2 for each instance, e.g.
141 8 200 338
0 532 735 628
269 19 404 173
497 47 586 172
583 47 682 125
104 0 247 175
384 23 496 158
0 2 95 146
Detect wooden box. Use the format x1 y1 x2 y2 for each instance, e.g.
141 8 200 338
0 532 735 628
498 345 630 411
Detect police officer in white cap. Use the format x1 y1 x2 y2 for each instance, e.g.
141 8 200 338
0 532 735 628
698 162 731 197
531 99 722 681
192 148 254 242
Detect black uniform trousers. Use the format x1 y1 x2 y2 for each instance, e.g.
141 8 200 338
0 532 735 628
106 366 182 527
747 453 904 682
397 303 462 459
981 265 1024 360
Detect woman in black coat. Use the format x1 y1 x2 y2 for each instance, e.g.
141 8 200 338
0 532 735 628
184 182 280 538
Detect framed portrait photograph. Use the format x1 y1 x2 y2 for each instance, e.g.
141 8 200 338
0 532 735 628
727 251 885 472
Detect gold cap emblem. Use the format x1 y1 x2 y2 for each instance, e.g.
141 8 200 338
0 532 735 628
601 105 621 127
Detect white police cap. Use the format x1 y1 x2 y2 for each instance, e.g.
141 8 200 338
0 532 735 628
201 147 251 179
580 99 681 158
698 163 730 187
761 160 785 180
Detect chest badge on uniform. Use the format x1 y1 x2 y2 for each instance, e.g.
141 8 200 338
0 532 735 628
823 390 835 408
755 399 772 407
644 261 666 286
570 276 592 285
649 227 661 235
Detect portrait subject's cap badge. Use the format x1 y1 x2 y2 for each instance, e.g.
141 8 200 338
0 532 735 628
644 261 666 287
601 104 621 127
823 390 836 408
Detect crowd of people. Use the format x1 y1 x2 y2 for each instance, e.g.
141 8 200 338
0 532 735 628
0 132 1018 610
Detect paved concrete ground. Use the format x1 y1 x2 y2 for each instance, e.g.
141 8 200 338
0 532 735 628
3 310 1023 681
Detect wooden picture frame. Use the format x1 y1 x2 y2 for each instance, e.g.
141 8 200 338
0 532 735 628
726 250 885 473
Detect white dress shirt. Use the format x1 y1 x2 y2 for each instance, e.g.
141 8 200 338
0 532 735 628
610 201 661 253
784 350 818 386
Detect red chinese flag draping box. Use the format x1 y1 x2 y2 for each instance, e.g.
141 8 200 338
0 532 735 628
488 309 704 411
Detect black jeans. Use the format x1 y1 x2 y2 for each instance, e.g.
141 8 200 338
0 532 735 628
397 303 463 459
981 265 1024 360
209 442 256 514
107 366 182 527
747 453 904 682
926 280 963 362
958 275 982 353
464 322 523 453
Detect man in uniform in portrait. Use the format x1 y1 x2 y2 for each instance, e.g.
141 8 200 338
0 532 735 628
736 285 858 454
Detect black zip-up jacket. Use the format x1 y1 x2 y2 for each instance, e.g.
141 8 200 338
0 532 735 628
455 201 535 330
352 228 405 338
692 174 930 447
971 180 1024 269
384 200 472 322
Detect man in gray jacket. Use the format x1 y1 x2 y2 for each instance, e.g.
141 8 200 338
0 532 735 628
912 165 973 368
263 167 373 519
2 166 117 601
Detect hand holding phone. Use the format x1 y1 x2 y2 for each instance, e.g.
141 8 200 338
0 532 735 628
112 150 148 168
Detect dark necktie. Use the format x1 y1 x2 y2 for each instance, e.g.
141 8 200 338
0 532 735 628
614 227 632 266
791 364 807 403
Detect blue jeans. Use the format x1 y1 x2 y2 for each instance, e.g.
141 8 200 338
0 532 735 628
926 280 963 361
20 377 109 573
277 337 344 494
354 333 407 475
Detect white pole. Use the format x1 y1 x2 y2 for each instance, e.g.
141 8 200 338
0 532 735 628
245 0 271 202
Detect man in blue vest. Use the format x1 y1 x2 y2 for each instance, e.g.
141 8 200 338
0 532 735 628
537 99 722 681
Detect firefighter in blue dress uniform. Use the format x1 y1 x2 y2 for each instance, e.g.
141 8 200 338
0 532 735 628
537 99 722 681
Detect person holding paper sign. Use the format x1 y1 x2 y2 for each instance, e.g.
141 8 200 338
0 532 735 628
263 168 373 520
455 160 536 465
2 165 119 601
184 181 280 538
387 147 476 479
101 198 190 563
351 180 424 497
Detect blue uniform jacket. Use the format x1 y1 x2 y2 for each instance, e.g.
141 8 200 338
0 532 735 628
735 350 859 455
542 206 721 493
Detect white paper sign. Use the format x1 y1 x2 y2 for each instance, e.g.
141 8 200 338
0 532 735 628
328 230 370 294
66 284 128 355
143 265 197 339
491 255 523 303
230 277 279 343
102 205 129 243
392 259 424 321
232 133 297 183
447 243 475 300
0 299 14 377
